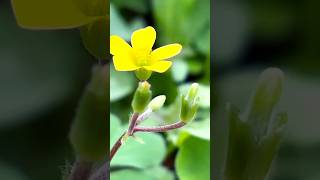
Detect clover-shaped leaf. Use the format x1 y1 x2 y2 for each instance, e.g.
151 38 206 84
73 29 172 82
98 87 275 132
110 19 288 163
110 114 166 169
176 136 210 180
111 167 174 180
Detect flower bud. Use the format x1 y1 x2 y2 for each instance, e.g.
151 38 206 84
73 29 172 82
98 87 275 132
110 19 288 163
131 81 152 113
135 68 152 81
247 68 284 140
148 95 166 111
180 83 200 123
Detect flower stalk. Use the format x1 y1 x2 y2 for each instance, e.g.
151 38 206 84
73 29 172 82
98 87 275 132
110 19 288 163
109 82 200 162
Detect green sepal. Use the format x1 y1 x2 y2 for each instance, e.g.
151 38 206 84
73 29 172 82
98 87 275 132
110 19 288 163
135 68 152 81
131 81 152 113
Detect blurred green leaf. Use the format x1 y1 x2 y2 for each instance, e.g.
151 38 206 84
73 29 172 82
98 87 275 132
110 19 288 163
0 162 28 180
153 0 210 48
172 59 188 83
110 3 145 41
250 1 295 39
195 28 210 56
0 3 92 126
149 72 178 105
110 67 135 102
214 1 248 64
70 65 108 161
112 0 148 14
176 136 210 180
110 4 131 39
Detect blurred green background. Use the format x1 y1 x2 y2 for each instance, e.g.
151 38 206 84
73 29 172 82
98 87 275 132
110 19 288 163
214 0 320 179
109 0 210 180
0 0 95 179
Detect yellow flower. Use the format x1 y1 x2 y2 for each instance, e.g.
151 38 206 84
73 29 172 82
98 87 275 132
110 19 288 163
110 26 182 80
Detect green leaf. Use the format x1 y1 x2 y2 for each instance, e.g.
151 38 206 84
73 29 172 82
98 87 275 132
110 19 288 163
110 67 135 102
111 133 166 168
182 117 210 140
110 114 166 169
143 166 175 180
111 166 174 180
11 0 99 29
110 114 124 148
176 136 210 180
111 169 150 180
80 17 108 59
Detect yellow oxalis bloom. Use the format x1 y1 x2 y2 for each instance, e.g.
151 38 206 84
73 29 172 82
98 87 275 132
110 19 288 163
110 26 182 74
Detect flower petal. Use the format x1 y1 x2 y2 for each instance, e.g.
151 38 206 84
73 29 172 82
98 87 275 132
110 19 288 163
151 44 182 60
110 35 132 56
131 26 156 52
113 55 139 71
144 61 172 73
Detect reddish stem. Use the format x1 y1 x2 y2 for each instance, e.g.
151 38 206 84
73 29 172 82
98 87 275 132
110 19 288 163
109 132 125 161
109 113 139 161
134 121 186 133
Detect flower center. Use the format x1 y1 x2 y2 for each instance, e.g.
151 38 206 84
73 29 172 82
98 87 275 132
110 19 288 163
135 49 151 66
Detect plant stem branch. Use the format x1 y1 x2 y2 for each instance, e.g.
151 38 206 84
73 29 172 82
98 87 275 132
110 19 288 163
109 113 139 161
109 132 125 161
128 113 139 135
134 121 186 133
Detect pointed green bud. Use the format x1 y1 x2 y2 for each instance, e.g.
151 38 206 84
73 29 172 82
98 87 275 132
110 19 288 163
180 83 200 123
135 68 152 81
186 83 199 101
248 68 284 139
148 95 166 111
131 81 152 113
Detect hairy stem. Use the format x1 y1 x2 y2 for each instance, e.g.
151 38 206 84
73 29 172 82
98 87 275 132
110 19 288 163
89 162 108 180
109 113 139 161
134 121 186 133
69 159 93 180
109 132 125 161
